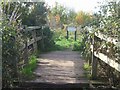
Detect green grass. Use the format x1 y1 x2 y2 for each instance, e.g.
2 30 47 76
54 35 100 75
55 38 71 48
52 29 82 51
41 29 84 51
83 63 91 71
21 55 37 79
83 62 92 79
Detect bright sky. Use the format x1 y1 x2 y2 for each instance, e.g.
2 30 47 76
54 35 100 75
45 0 105 13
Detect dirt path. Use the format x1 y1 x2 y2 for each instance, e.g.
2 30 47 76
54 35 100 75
32 49 88 84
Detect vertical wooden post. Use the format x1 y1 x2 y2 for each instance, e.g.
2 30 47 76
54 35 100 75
89 36 93 65
91 36 98 79
74 30 77 41
32 30 37 53
24 26 28 65
41 27 45 51
67 30 69 39
24 39 28 65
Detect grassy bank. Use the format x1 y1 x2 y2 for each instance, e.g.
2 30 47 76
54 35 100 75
20 55 37 80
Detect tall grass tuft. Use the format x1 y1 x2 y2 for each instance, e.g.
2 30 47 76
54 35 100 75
21 55 37 79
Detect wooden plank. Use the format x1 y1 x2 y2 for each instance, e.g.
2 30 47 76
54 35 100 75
95 32 120 47
94 51 120 72
91 55 98 79
27 39 35 46
32 30 37 52
90 45 93 52
91 36 98 79
20 37 43 51
26 26 41 32
36 36 42 41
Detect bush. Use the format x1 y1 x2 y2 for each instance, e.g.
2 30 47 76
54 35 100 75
37 27 55 52
72 41 80 51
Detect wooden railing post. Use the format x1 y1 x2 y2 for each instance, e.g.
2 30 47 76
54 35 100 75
32 30 37 53
24 39 28 65
41 26 45 51
91 36 98 79
67 30 69 39
24 26 29 66
74 30 77 41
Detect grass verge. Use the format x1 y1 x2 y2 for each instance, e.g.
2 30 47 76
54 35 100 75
20 55 37 80
83 62 92 79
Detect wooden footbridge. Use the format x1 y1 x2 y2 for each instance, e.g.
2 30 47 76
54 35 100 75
6 26 119 90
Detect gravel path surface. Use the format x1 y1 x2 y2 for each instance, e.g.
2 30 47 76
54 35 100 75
32 49 88 84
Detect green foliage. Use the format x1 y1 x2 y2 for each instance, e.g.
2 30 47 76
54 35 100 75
75 11 93 27
50 2 68 24
21 55 37 79
80 1 120 87
2 2 23 87
83 63 91 71
50 2 76 24
37 27 55 52
72 41 81 51
55 37 71 49
83 63 92 79
43 27 55 51
27 2 47 26
2 1 49 87
3 2 48 26
77 31 91 61
95 2 120 87
52 30 82 51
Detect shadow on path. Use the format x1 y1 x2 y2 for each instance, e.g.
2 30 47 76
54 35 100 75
31 49 88 84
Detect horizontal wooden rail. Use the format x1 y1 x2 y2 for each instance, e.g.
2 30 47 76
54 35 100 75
88 28 120 78
94 51 120 72
95 32 120 48
26 26 41 32
28 39 35 46
90 44 120 72
18 25 48 70
36 36 42 42
20 37 43 50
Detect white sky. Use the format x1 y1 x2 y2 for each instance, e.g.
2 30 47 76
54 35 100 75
45 0 105 13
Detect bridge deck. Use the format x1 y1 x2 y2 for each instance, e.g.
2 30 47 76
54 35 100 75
31 49 88 84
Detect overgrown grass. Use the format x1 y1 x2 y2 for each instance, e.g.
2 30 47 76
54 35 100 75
21 55 37 80
55 37 71 49
83 62 92 79
52 29 82 51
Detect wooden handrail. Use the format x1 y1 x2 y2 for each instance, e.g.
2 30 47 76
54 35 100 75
93 32 120 72
26 26 41 32
94 51 120 72
90 29 120 79
91 32 120 72
19 26 46 67
95 32 120 48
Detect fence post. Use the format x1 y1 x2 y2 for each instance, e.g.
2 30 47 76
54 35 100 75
91 35 98 79
41 26 45 51
67 30 69 39
24 39 28 65
32 30 37 53
74 30 77 41
24 26 28 65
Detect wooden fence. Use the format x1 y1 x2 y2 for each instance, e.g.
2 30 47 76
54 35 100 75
90 31 120 79
18 26 45 69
